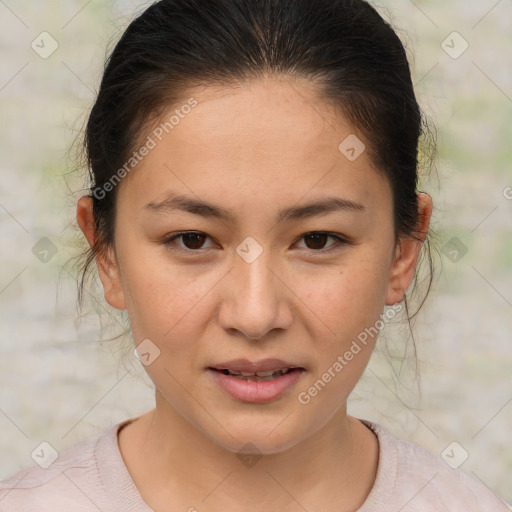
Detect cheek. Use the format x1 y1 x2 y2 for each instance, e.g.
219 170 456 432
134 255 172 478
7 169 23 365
120 255 206 342
290 249 391 405
293 262 387 412
294 251 391 340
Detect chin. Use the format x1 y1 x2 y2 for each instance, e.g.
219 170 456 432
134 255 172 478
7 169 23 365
203 416 310 456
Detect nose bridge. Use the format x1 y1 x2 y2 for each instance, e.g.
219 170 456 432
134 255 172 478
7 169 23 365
235 234 276 296
219 240 291 339
240 245 276 304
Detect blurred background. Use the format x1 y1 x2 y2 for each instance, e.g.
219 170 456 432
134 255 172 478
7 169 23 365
0 0 511 505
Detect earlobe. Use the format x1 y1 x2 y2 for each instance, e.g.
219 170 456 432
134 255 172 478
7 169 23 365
385 192 433 306
76 196 127 310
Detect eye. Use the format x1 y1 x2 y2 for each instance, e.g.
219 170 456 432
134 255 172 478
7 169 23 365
160 231 215 253
161 230 351 255
295 232 350 253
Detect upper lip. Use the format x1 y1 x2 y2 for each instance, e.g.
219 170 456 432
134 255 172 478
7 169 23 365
209 358 305 373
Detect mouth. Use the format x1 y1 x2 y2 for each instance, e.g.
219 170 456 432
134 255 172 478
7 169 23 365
207 358 306 403
210 367 302 381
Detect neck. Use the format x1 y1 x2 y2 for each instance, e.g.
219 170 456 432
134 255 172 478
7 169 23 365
118 392 379 512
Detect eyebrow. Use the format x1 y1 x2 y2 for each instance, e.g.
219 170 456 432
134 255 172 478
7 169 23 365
143 193 365 224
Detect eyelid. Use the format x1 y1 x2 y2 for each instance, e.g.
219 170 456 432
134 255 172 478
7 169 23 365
160 231 353 254
294 232 353 253
160 231 216 253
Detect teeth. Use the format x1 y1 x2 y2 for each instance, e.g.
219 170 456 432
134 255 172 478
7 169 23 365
255 370 277 377
221 368 294 380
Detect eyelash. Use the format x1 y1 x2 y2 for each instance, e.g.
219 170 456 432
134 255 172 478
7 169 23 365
160 231 352 255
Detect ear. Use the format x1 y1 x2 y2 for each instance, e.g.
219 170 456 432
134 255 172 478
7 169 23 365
76 196 126 310
385 192 433 306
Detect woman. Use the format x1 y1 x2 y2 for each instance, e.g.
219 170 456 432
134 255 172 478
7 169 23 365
0 0 509 510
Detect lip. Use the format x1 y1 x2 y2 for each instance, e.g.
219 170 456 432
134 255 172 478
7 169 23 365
207 358 305 403
208 358 304 373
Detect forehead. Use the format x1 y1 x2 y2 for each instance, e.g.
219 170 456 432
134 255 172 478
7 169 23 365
116 76 391 217
160 76 352 169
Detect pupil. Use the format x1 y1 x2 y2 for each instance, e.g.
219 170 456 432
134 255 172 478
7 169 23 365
183 233 205 249
305 233 327 250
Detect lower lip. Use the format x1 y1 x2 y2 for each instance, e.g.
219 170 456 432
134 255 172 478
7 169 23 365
208 368 304 403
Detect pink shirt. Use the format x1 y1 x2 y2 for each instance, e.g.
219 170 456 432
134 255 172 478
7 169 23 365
0 417 509 511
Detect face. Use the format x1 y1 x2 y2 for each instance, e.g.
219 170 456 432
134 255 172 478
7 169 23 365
78 76 431 454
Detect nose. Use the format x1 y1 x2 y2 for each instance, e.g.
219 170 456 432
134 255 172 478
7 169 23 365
218 249 293 341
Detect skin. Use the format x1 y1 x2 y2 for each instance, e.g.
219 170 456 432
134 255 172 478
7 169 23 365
77 75 433 511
